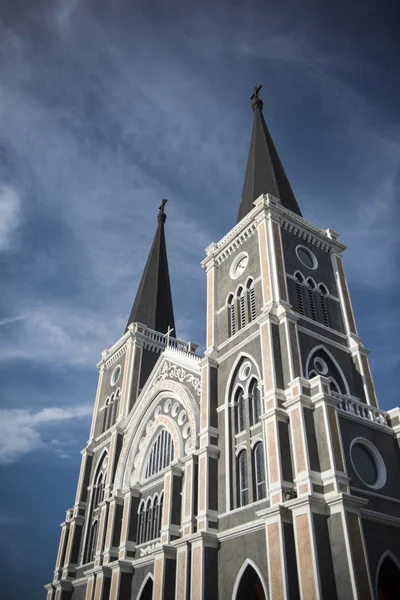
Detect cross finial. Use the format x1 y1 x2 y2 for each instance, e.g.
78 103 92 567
250 85 262 100
164 325 174 347
158 199 168 223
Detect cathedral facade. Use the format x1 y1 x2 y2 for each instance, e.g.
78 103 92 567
45 89 400 600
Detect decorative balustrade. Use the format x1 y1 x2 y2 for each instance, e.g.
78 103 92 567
333 393 391 429
134 323 199 356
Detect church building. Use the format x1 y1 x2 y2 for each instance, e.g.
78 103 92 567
45 87 400 600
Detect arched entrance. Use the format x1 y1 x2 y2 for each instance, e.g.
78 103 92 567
235 564 266 600
377 555 400 600
138 576 153 600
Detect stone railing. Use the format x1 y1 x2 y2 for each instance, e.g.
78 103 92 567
333 393 391 429
134 323 199 355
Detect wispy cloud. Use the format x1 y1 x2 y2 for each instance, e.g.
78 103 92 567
0 405 92 465
0 185 21 251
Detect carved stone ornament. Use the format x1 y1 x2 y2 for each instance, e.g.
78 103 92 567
139 542 162 557
156 361 201 396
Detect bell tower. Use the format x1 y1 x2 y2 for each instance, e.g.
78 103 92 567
201 86 398 600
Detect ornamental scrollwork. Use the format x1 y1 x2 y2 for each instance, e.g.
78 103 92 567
156 361 201 396
139 542 162 557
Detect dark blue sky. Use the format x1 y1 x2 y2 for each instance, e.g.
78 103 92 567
0 0 399 598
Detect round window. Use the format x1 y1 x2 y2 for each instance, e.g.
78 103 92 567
350 439 386 489
314 357 328 375
239 361 252 381
296 245 317 270
110 365 121 386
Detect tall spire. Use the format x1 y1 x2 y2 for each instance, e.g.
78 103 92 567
237 85 302 223
125 200 176 336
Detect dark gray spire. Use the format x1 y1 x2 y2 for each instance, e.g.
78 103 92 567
125 200 176 336
237 85 302 223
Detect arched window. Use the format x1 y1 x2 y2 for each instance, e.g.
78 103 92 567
307 348 349 396
238 451 249 507
253 443 266 500
249 379 261 426
237 287 245 330
144 429 175 479
318 284 329 327
137 495 163 545
246 279 256 321
227 294 236 337
377 553 400 600
306 278 317 321
235 388 246 433
102 388 121 432
295 272 305 316
88 520 98 562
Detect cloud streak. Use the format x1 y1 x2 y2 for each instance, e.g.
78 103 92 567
0 404 92 465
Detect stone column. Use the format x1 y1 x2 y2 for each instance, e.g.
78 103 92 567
327 495 373 600
109 562 133 599
190 533 219 600
84 574 95 600
45 584 55 600
175 542 190 600
118 487 140 560
331 251 378 408
181 455 196 537
53 521 69 582
160 465 183 544
291 499 323 600
103 492 124 564
259 505 293 600
197 357 219 532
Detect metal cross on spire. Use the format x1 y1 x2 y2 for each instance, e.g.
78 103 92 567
159 198 168 212
164 325 174 347
250 84 262 100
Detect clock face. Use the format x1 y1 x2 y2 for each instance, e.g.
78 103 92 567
235 256 248 276
230 252 249 279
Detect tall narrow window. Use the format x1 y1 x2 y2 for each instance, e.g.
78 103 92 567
137 502 145 544
144 429 175 479
227 294 236 337
237 287 245 330
253 443 266 500
249 379 261 425
238 451 249 507
88 520 98 562
295 272 305 315
235 388 246 433
318 284 329 327
247 279 256 321
307 279 317 321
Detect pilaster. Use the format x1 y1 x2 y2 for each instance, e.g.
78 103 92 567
190 533 219 600
118 487 140 560
89 364 106 440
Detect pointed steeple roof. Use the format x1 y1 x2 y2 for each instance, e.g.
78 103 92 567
125 200 176 336
237 85 302 223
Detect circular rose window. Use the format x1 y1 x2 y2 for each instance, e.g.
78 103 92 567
350 438 386 489
296 245 317 270
110 364 121 386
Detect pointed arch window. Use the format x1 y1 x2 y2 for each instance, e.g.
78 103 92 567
307 348 348 396
102 388 121 432
249 379 261 426
318 284 329 327
295 272 305 315
235 388 246 433
144 429 174 480
227 294 236 337
238 451 249 507
253 443 266 500
88 520 98 562
246 279 256 322
306 278 317 321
